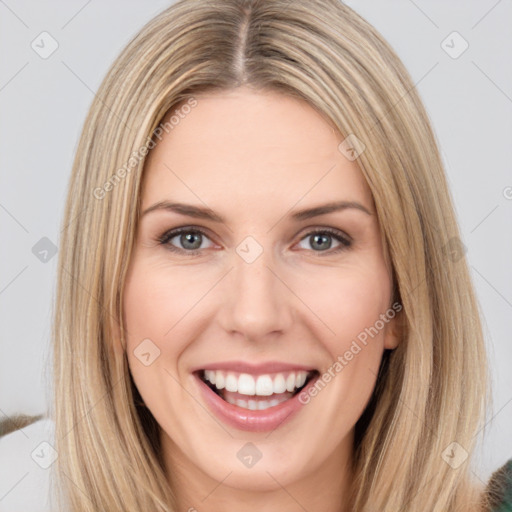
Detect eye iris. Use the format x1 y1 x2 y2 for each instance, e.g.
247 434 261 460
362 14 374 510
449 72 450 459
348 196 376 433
310 233 332 251
181 232 202 250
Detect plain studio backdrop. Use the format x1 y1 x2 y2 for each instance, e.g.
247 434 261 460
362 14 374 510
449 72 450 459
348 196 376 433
1 0 511 487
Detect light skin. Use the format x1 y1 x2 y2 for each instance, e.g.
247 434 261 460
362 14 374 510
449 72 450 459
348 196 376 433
121 86 401 512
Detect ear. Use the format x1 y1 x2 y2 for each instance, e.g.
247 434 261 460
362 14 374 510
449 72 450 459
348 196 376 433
383 306 403 350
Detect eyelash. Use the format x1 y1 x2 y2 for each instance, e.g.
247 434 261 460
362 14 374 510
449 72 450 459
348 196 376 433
156 226 352 256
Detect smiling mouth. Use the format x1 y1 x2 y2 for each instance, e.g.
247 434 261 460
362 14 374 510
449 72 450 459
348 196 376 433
197 369 319 410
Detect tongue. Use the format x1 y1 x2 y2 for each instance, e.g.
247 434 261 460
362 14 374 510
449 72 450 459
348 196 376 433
222 389 294 402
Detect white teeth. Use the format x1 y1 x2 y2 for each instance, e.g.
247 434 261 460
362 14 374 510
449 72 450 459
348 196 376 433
225 373 238 392
247 400 258 410
203 369 312 396
255 375 274 396
273 374 286 394
204 370 216 384
296 372 307 388
286 373 296 392
226 396 290 410
238 373 256 395
215 371 225 389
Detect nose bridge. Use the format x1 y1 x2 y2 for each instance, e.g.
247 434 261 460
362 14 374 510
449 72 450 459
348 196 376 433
219 238 292 340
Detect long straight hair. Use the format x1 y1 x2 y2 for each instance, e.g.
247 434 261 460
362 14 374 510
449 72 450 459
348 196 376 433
51 0 492 510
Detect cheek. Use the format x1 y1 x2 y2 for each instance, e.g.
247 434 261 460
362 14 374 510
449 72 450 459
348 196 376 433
296 270 390 433
122 261 195 429
123 260 195 347
122 261 188 398
301 263 391 420
301 263 391 353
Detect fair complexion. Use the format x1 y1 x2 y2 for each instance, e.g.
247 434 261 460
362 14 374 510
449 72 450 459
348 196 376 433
122 87 400 512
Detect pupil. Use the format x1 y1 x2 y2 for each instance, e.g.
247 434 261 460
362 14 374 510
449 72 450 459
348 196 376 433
182 232 201 250
312 234 331 250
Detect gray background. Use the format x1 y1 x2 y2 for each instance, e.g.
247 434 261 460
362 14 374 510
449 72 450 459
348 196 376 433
1 0 511 484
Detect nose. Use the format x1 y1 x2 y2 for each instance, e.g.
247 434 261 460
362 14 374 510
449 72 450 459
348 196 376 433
217 245 294 342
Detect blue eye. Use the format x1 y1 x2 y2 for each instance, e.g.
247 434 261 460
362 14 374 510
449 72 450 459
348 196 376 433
297 228 352 253
157 226 352 255
158 227 213 254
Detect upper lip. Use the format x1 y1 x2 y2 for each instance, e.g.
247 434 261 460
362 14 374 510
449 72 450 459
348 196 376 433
191 360 317 375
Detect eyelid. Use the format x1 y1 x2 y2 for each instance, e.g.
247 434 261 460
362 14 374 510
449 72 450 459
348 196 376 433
157 225 217 248
294 226 352 253
300 226 352 243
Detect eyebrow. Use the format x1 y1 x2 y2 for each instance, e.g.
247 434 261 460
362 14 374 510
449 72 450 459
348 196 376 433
141 200 372 223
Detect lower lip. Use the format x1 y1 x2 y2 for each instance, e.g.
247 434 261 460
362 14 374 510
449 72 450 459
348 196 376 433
195 373 318 432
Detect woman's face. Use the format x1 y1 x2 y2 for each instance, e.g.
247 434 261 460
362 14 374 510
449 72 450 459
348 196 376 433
122 87 400 503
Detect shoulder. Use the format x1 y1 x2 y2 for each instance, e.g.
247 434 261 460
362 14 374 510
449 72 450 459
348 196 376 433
0 417 57 512
487 458 512 512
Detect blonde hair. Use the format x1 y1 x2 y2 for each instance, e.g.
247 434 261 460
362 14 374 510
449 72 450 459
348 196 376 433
51 0 493 510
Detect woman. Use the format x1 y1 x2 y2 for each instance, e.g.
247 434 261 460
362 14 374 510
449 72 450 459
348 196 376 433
1 0 510 510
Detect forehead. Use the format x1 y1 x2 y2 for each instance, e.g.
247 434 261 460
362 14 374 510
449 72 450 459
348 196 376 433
141 88 373 212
